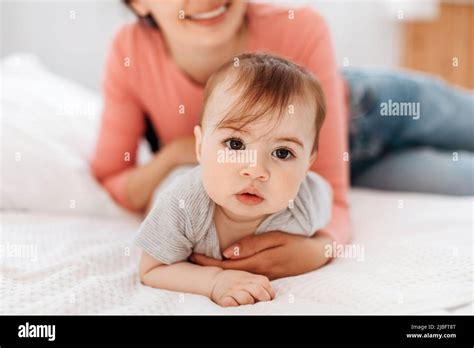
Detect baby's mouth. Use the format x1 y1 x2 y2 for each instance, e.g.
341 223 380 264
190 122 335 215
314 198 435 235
236 187 262 198
235 187 264 205
235 193 264 205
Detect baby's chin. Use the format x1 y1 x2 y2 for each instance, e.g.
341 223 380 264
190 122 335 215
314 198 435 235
219 203 270 221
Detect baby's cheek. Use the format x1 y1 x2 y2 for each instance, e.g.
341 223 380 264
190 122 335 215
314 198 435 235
202 169 224 202
270 181 300 211
277 169 305 204
200 142 219 163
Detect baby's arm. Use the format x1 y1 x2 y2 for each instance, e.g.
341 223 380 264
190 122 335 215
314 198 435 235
139 250 221 297
139 251 275 307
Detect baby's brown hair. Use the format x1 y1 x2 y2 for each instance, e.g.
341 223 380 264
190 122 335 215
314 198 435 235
199 53 326 153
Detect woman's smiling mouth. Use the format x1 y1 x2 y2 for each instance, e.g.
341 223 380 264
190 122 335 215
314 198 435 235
185 1 230 25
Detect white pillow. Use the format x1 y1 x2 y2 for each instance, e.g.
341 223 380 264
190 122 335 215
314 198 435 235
0 53 142 217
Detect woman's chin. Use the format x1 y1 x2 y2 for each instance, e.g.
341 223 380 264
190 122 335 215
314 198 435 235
184 30 235 48
181 17 243 48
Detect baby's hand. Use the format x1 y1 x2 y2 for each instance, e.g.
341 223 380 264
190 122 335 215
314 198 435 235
210 270 276 307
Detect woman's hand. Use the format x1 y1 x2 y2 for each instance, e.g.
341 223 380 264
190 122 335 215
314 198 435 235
210 269 276 307
162 135 198 167
190 232 333 280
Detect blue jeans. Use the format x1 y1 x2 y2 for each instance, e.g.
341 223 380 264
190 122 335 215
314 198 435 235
343 68 474 195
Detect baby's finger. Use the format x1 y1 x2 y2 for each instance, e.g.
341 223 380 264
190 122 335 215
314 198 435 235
253 276 276 299
220 296 239 307
245 282 272 302
232 289 255 305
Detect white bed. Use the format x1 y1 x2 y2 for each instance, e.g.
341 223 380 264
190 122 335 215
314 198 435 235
1 54 473 315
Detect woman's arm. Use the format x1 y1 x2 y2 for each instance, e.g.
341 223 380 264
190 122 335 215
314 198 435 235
91 25 200 213
91 26 198 213
90 26 147 212
190 232 332 280
301 10 352 245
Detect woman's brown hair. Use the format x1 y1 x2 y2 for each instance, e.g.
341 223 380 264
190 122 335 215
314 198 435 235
122 0 159 28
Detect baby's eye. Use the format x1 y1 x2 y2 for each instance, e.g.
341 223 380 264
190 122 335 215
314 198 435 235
224 138 245 150
272 148 295 160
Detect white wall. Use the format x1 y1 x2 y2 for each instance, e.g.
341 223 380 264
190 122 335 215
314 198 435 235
1 0 134 90
1 0 405 90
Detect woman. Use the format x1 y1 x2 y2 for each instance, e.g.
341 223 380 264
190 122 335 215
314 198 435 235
91 0 473 280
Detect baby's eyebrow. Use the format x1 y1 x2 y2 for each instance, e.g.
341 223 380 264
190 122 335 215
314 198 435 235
217 126 305 148
215 125 251 134
274 136 304 148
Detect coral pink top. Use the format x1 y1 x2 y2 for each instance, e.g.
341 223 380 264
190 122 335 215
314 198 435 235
91 4 351 244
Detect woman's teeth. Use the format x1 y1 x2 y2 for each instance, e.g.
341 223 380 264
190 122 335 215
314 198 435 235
188 4 228 21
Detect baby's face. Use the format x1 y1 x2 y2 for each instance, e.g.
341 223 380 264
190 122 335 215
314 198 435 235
194 83 318 219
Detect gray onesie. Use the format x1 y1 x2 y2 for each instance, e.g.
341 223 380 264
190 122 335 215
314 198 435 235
134 165 332 264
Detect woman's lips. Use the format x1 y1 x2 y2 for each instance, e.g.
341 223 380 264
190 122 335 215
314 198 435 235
235 193 264 205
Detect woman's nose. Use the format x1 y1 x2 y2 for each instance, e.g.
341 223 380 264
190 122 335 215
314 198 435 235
239 163 269 181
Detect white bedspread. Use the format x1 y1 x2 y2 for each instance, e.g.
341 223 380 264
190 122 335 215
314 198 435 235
1 189 472 315
1 54 472 314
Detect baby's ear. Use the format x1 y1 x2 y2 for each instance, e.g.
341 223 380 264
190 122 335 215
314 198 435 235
193 125 203 163
307 151 318 172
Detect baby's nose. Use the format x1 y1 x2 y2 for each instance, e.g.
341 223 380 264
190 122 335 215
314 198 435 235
239 164 269 181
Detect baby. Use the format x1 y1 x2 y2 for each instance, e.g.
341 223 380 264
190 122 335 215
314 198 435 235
135 53 332 307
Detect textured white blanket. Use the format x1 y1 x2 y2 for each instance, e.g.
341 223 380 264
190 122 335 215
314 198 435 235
1 55 472 314
1 189 472 314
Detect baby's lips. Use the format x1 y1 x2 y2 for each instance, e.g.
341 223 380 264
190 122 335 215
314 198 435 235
236 186 263 198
